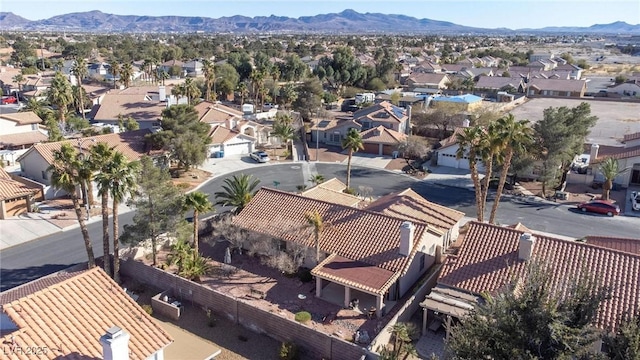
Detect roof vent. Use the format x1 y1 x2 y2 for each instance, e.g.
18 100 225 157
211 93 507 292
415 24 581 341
518 233 535 261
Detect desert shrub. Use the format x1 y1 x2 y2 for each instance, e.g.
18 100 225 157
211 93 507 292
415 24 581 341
262 251 298 275
294 311 312 323
141 304 153 315
343 187 357 195
279 341 299 360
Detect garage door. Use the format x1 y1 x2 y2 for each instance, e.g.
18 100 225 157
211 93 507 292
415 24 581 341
437 152 468 169
223 142 252 155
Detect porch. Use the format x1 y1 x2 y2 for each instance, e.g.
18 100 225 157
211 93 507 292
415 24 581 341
316 281 397 319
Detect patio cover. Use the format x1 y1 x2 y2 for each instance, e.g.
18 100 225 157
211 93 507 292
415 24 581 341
420 285 479 318
312 254 398 295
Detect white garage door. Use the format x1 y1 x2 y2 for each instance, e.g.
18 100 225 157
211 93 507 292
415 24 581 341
223 142 252 155
438 152 468 169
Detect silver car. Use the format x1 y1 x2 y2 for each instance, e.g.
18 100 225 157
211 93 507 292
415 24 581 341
631 191 640 211
250 151 270 163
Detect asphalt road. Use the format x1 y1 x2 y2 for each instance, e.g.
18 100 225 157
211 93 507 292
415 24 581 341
2 163 639 291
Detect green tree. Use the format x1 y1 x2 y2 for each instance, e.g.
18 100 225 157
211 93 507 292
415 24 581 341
120 62 134 88
456 126 485 221
604 314 640 359
214 174 260 214
46 71 74 124
308 174 325 186
110 62 121 89
121 156 184 266
183 191 213 254
377 322 418 360
342 128 364 190
182 77 202 105
48 144 96 268
70 57 88 120
489 114 533 224
91 142 116 277
12 74 25 95
447 262 611 359
599 157 628 201
304 210 324 264
237 81 248 105
271 114 298 155
202 59 215 101
293 77 323 121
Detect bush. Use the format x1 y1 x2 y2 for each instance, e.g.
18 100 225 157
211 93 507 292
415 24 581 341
279 341 299 360
297 268 313 283
294 311 312 323
206 309 217 327
141 304 153 315
343 187 357 195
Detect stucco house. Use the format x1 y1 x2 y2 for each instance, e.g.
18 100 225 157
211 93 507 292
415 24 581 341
89 86 170 129
589 133 640 188
233 187 463 318
0 112 47 155
406 73 451 90
0 167 43 219
474 76 525 95
183 60 204 77
527 78 587 97
431 94 483 112
0 267 173 360
606 81 640 97
434 126 486 172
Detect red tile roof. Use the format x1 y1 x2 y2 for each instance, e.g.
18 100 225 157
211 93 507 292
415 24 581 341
208 125 245 144
233 188 429 293
0 131 47 148
301 180 363 208
366 188 464 233
0 168 41 201
590 144 640 163
437 127 466 150
585 235 640 255
360 126 407 144
623 132 640 143
439 222 640 331
313 254 397 294
0 267 173 360
0 112 43 125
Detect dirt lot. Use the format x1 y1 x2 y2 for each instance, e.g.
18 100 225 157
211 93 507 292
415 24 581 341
510 98 640 146
518 180 627 211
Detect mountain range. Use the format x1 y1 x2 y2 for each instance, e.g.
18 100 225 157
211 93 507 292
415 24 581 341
1 9 639 34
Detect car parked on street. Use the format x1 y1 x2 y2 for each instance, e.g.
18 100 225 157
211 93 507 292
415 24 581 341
249 151 270 163
1 96 17 104
576 200 620 217
631 191 640 211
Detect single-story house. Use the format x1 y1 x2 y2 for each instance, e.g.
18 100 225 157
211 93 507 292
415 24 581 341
434 127 486 172
89 86 170 129
208 125 255 156
0 267 173 360
360 125 407 156
474 76 525 95
420 221 640 347
0 167 43 219
301 178 364 208
606 81 640 97
589 133 640 188
431 94 483 112
527 78 587 97
406 73 451 90
0 112 47 152
233 187 454 317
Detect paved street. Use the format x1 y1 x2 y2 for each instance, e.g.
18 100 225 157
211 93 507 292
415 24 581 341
2 162 639 291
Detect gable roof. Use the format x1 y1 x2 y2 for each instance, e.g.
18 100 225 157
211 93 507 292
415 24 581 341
0 131 48 148
352 101 407 124
407 73 450 86
529 78 586 93
17 129 153 166
195 101 243 125
0 112 43 126
438 221 640 331
0 168 41 201
475 76 524 90
360 126 407 145
585 235 640 255
91 87 169 122
437 127 466 150
0 267 173 360
366 188 464 233
301 178 362 208
590 144 640 163
208 125 252 145
232 188 429 288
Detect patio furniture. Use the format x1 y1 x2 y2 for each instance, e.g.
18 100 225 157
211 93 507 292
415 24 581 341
349 298 360 309
367 307 376 319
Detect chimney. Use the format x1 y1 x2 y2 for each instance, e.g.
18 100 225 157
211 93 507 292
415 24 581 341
462 118 470 128
518 233 535 261
100 326 130 360
399 221 414 256
158 86 166 102
590 143 599 162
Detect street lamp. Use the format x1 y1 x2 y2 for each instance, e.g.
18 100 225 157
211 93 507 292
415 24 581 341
77 138 96 220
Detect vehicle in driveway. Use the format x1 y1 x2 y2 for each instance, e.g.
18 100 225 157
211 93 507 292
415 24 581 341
576 200 620 216
250 151 270 163
1 96 17 104
631 191 640 211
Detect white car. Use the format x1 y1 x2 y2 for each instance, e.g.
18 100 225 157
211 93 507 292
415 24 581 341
250 151 270 163
631 191 640 211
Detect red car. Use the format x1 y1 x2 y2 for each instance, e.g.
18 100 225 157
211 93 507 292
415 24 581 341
577 200 620 216
1 96 17 104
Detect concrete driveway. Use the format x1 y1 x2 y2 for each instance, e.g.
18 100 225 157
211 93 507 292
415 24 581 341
422 165 482 191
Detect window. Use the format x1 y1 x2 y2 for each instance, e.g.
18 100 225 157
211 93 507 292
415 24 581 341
41 170 48 180
330 133 341 143
419 254 425 271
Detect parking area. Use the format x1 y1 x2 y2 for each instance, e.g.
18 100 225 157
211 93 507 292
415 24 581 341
510 98 640 146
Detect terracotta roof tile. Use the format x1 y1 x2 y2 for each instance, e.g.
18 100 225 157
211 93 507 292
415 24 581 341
0 168 41 201
17 129 153 166
312 254 398 294
209 125 243 144
0 131 48 148
439 222 640 331
0 267 173 360
437 127 466 150
195 102 243 124
301 180 362 208
0 112 43 125
91 87 169 122
528 78 586 92
624 132 640 142
591 144 640 163
233 188 428 292
316 178 347 192
366 189 464 232
586 236 640 255
360 126 407 144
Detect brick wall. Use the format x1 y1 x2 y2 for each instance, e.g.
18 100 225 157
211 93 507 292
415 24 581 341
120 259 372 360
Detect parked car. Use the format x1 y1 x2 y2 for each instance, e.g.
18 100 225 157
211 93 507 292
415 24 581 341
250 151 270 163
631 191 640 211
1 96 17 104
576 200 620 217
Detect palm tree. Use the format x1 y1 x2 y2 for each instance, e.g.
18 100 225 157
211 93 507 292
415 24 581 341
214 174 260 214
304 210 325 264
158 69 170 86
142 58 153 82
456 126 485 222
183 191 213 254
309 174 325 186
478 123 502 219
70 57 88 120
12 74 25 98
48 144 95 268
91 143 115 276
46 72 73 124
489 115 533 224
120 62 134 88
342 128 364 189
599 158 628 201
95 152 139 283
110 62 121 89
182 78 202 105
271 120 297 157
202 59 215 101
237 82 248 105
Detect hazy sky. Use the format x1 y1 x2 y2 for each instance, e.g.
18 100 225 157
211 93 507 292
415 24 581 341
3 0 639 29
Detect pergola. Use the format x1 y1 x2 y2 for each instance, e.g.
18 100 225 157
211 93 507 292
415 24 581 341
419 285 479 337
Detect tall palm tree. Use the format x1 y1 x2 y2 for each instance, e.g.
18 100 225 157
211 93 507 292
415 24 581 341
158 69 170 86
12 74 25 97
182 77 201 105
91 142 115 276
120 62 134 88
142 58 153 82
456 126 485 222
237 82 248 105
48 144 95 268
110 62 121 89
342 128 364 189
478 123 502 219
271 120 297 157
95 152 139 283
489 115 533 224
214 174 260 214
183 191 213 254
70 57 88 120
202 59 215 101
599 157 628 201
304 210 324 264
46 72 73 124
